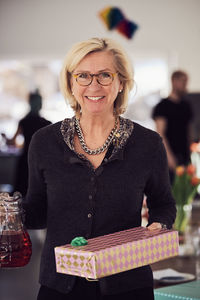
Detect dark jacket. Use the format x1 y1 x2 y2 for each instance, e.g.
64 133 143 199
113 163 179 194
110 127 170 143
23 117 176 295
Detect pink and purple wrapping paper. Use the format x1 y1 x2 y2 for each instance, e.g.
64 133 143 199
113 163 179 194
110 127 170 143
55 226 179 279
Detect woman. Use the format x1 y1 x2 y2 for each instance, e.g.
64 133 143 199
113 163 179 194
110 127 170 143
24 38 176 300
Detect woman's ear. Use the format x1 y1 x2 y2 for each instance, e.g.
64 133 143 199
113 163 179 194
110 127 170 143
119 81 123 93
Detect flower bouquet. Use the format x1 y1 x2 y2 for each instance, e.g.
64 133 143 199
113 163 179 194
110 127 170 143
172 164 200 234
190 142 200 194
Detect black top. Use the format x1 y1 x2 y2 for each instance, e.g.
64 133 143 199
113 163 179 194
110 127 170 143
19 112 52 154
14 113 51 195
152 97 193 165
23 117 176 295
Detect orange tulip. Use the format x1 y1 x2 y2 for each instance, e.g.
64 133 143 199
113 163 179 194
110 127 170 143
190 142 200 153
190 143 198 152
191 176 200 186
176 166 185 176
186 164 196 176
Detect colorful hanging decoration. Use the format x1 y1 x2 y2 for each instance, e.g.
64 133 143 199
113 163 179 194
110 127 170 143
99 6 139 39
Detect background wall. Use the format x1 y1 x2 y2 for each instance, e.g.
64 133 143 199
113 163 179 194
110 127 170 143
0 2 200 300
0 0 200 91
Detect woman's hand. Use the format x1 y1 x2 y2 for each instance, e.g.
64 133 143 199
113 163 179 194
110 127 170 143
147 222 162 230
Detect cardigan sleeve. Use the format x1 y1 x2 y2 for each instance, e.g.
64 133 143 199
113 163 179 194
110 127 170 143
22 132 47 229
144 136 176 228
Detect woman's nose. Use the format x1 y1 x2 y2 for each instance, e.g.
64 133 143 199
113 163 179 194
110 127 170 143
88 76 101 88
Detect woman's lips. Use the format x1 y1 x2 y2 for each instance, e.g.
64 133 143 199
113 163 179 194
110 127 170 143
85 96 105 101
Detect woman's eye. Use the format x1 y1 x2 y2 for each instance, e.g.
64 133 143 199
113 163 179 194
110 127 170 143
78 73 89 79
100 72 111 78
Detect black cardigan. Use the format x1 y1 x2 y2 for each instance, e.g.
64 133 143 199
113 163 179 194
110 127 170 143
23 118 176 295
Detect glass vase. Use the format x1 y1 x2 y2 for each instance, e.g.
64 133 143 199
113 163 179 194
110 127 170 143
174 203 192 235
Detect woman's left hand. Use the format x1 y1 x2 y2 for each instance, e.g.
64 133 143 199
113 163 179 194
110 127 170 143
147 222 162 230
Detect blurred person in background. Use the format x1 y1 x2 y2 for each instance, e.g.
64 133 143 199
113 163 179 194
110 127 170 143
23 38 176 300
152 70 193 182
6 90 51 195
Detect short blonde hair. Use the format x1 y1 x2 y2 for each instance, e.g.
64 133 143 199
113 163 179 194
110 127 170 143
60 37 134 116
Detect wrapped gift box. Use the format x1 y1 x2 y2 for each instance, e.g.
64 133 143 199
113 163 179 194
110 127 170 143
55 227 179 279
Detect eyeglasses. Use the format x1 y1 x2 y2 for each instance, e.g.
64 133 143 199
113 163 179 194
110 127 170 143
72 72 117 86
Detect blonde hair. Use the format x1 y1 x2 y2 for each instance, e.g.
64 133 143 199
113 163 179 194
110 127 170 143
60 37 134 116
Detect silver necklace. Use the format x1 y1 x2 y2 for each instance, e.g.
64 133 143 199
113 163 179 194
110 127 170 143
75 117 118 155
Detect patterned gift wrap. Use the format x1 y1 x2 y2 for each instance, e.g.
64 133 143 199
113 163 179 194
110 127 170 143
55 227 179 279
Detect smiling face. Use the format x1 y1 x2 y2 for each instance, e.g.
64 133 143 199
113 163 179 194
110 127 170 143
71 51 123 117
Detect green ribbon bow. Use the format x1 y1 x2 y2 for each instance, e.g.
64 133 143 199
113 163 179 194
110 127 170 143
70 236 88 247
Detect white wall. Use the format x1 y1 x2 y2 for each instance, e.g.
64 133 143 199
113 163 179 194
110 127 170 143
0 0 200 91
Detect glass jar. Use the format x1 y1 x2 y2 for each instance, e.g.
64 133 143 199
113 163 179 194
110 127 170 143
192 227 200 280
0 192 32 268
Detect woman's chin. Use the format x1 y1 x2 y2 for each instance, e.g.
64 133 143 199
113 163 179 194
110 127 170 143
84 102 107 115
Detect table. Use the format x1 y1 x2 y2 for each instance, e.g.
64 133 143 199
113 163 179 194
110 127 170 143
152 201 200 289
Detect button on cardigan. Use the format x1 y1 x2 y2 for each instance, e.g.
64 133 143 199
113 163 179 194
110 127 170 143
23 117 176 295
